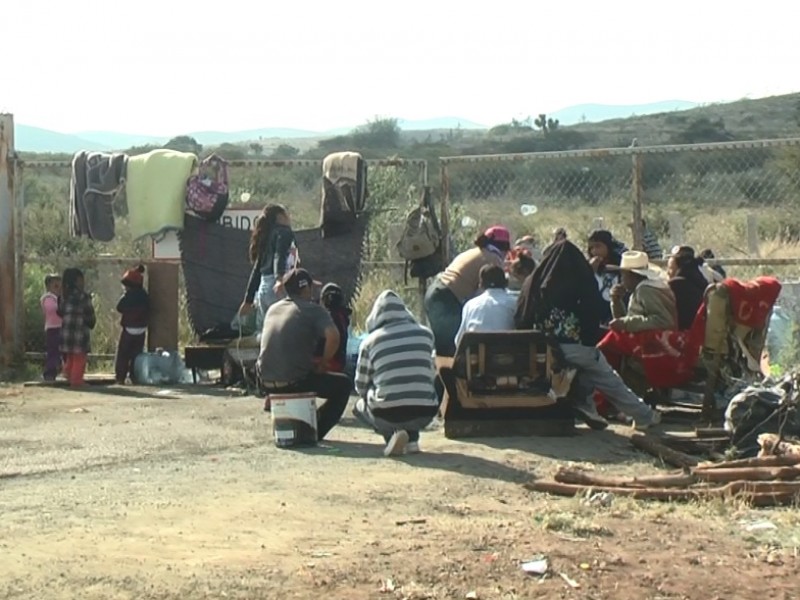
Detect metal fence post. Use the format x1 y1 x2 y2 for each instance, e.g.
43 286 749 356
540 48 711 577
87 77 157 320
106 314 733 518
746 214 760 257
631 150 644 251
440 161 450 265
0 114 20 367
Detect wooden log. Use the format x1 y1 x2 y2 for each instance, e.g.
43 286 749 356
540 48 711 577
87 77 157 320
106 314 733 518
630 433 700 469
693 466 800 483
524 480 700 501
554 467 697 489
696 454 800 470
716 480 800 495
526 480 800 506
694 427 729 439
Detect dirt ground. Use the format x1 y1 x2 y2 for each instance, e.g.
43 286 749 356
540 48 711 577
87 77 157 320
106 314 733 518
1 383 799 600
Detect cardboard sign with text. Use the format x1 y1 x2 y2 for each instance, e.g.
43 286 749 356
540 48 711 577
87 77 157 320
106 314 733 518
152 209 263 260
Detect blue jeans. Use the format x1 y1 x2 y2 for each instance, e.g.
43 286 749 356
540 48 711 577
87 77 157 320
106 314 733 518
560 343 656 423
424 281 462 357
255 274 279 332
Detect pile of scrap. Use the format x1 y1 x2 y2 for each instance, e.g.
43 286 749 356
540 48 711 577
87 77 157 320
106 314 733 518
526 436 800 507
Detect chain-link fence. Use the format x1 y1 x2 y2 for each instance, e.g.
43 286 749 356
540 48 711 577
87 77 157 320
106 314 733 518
18 157 428 356
440 138 800 265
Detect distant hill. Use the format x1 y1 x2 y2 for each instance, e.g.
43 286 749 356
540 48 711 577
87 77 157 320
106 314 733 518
569 93 800 147
16 118 489 153
550 100 699 125
16 125 111 153
13 94 800 153
398 117 485 130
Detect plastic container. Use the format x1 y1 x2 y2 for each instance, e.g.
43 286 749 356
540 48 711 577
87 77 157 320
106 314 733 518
270 393 318 448
132 349 187 385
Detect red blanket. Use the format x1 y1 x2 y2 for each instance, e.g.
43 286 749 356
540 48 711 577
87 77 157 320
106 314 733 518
723 277 781 329
598 303 707 389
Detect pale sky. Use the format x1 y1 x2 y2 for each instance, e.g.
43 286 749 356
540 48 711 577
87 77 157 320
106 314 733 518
4 0 799 135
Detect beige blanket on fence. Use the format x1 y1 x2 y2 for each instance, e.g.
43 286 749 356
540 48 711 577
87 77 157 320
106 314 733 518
126 149 197 240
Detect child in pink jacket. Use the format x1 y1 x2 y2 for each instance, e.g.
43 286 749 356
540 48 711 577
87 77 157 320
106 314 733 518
41 274 63 381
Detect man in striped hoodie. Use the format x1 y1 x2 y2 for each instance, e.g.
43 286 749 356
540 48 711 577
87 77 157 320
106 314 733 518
354 290 438 457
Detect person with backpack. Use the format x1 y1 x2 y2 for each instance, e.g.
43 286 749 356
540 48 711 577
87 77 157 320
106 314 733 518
239 204 299 332
423 225 510 357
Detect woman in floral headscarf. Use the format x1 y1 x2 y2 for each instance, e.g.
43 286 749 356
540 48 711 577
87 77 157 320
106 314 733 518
515 240 660 431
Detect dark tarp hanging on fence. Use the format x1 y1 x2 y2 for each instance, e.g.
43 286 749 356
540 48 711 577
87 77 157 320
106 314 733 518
179 214 368 336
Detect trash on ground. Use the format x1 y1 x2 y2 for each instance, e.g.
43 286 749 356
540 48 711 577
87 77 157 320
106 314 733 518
521 557 548 575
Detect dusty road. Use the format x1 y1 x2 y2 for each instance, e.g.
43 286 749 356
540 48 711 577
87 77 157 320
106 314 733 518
1 383 798 600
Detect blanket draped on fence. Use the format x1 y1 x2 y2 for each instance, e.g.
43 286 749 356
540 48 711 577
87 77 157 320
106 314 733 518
724 276 782 329
179 214 368 335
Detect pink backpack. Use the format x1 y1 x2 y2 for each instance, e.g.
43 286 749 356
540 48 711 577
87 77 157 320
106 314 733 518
186 154 229 222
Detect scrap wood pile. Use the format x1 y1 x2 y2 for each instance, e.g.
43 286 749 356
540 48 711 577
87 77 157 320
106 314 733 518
526 434 800 507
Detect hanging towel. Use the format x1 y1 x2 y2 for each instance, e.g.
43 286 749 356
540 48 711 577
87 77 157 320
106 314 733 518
126 149 197 240
70 151 128 241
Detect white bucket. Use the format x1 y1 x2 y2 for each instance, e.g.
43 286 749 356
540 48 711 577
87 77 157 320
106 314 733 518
270 393 318 448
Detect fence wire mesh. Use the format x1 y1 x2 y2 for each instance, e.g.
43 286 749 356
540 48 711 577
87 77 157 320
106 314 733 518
441 139 800 262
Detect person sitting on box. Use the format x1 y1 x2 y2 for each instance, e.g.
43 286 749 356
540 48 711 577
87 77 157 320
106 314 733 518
257 268 351 441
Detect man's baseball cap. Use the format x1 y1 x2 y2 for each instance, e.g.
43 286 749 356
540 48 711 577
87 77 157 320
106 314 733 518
283 268 315 296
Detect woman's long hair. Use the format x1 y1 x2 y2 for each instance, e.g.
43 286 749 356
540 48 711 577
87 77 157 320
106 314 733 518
61 268 84 298
248 204 288 263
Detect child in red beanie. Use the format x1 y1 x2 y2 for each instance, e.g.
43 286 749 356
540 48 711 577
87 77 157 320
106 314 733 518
115 265 150 384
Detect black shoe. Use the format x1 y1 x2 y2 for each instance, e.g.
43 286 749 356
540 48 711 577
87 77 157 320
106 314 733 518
573 406 609 431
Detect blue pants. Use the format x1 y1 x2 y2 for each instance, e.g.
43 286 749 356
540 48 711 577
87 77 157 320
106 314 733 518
255 274 279 332
423 281 462 358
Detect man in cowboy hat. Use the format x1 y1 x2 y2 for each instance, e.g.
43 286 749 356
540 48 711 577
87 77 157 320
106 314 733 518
609 251 678 333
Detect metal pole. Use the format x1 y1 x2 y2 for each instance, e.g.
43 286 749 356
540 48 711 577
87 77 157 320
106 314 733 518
0 114 19 367
631 151 644 251
15 160 24 358
440 162 451 265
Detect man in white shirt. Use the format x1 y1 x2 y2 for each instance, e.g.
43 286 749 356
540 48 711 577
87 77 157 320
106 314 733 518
454 265 517 348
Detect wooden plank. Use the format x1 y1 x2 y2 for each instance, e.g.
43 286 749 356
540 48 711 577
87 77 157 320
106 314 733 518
458 393 556 410
145 261 179 351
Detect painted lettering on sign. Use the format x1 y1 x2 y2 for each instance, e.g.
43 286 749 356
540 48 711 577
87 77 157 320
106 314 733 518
153 210 262 260
219 213 259 231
